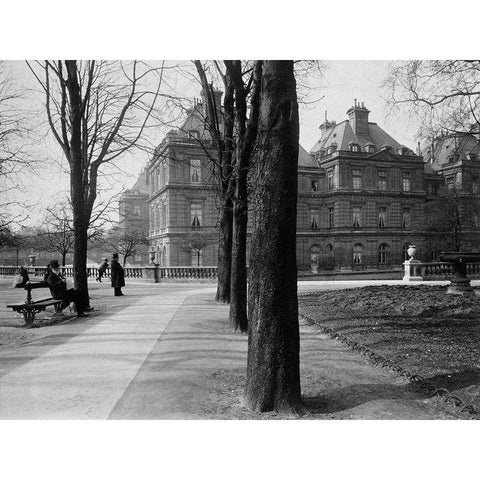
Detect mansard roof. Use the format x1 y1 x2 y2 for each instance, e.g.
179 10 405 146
425 133 480 166
309 119 404 155
298 144 316 168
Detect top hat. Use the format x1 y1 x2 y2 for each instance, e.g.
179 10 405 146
49 260 60 268
112 253 119 259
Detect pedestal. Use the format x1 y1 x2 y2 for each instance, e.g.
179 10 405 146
403 260 423 282
143 266 159 283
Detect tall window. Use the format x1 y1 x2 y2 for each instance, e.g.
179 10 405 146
378 243 388 264
311 179 319 192
161 205 167 228
328 206 335 228
191 203 202 227
378 206 387 228
326 244 334 266
310 210 319 229
190 159 201 183
353 244 363 264
353 169 362 190
327 170 334 191
133 205 140 217
472 176 479 194
378 170 387 191
402 172 411 192
402 208 411 228
352 206 362 228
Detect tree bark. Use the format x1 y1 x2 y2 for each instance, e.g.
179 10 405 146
244 61 302 413
66 61 90 309
228 60 262 332
215 200 233 302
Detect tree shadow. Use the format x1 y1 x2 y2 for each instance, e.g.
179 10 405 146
303 383 421 414
422 368 480 392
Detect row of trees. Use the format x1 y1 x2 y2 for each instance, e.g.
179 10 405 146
4 59 479 414
0 59 300 413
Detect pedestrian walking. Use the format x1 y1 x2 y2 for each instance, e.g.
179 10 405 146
111 253 125 296
96 258 109 282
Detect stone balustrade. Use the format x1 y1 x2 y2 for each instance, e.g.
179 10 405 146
0 265 218 283
403 261 480 281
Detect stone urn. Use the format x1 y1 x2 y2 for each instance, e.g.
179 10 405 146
407 245 417 260
439 251 480 295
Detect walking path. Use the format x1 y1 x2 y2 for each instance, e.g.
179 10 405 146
0 280 460 419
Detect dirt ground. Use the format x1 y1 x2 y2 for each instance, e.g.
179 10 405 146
299 285 480 417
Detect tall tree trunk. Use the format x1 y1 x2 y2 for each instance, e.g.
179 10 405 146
215 200 233 302
228 60 262 332
62 251 66 266
230 194 248 330
66 60 90 309
244 61 302 413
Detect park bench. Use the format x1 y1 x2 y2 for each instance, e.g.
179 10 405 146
7 282 69 327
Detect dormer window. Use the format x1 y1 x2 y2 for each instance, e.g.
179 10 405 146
188 130 200 139
349 142 361 152
467 152 478 161
367 144 376 153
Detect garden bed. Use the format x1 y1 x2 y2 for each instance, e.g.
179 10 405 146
299 285 480 415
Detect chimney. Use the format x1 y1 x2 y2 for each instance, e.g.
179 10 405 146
319 111 336 138
346 100 370 136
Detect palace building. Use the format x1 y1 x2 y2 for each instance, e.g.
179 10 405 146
138 97 478 272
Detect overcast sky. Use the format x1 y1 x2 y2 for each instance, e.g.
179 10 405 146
2 60 419 228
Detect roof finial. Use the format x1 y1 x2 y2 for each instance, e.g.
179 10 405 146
325 110 327 122
354 98 357 107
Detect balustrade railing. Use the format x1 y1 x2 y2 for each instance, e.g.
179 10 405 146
0 265 218 282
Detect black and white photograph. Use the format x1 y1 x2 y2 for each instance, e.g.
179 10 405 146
0 1 478 479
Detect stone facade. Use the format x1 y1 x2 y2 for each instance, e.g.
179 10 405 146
147 106 219 266
117 167 150 265
139 98 479 271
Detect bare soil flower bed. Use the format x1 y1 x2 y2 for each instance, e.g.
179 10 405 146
299 285 480 415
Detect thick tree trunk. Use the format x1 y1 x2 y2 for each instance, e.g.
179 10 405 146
66 60 90 310
244 61 302 413
61 251 66 266
215 200 233 303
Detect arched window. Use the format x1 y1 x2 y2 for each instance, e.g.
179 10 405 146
379 243 389 264
310 245 320 271
325 244 334 266
353 244 363 264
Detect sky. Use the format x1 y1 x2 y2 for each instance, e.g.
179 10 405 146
2 60 419 229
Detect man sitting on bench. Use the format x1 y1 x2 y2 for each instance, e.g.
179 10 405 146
45 260 91 318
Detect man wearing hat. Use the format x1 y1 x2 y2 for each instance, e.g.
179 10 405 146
110 253 125 296
45 260 90 317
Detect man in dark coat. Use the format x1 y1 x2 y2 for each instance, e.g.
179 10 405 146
110 253 125 296
45 260 90 317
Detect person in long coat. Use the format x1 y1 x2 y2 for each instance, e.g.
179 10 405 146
45 259 91 316
110 253 125 296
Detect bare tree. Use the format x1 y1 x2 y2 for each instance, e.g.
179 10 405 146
179 233 214 266
28 60 164 306
244 61 303 414
107 226 149 266
424 185 480 252
37 204 75 266
0 61 35 232
385 60 480 138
